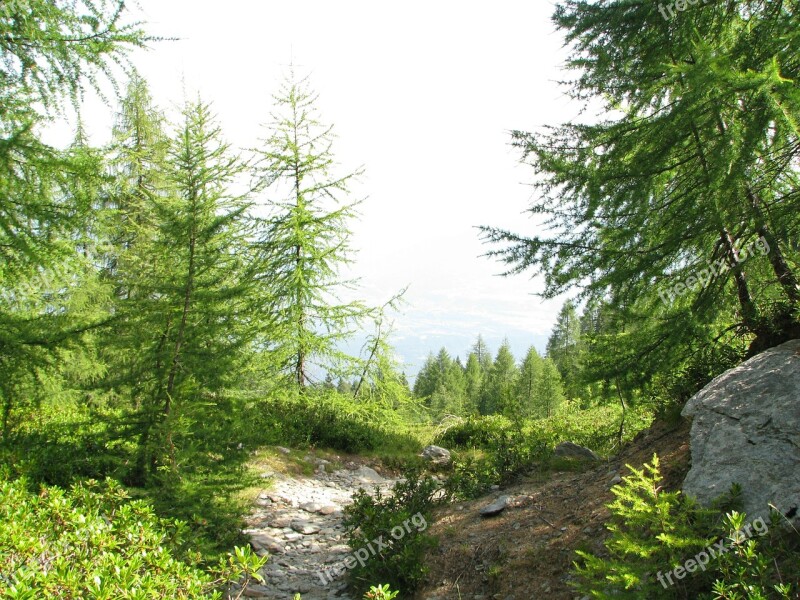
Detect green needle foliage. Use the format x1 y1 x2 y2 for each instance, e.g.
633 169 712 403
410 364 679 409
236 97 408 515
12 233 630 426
0 0 149 273
482 0 800 392
0 0 148 441
252 70 373 389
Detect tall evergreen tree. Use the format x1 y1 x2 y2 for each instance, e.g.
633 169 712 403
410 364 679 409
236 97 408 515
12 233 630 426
253 71 371 388
546 300 583 400
516 346 543 418
463 352 484 415
0 0 148 277
482 340 517 416
115 98 252 481
0 1 148 436
482 1 800 388
413 348 467 416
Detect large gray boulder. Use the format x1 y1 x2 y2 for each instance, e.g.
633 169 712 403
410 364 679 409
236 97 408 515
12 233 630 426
682 339 800 524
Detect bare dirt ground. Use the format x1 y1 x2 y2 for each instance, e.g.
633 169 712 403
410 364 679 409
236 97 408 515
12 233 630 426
414 418 691 600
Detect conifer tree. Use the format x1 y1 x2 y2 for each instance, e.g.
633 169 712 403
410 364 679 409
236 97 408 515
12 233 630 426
546 300 583 400
116 98 252 480
253 71 371 389
0 0 148 276
0 1 148 434
482 340 517 416
516 346 543 418
463 352 484 415
482 0 800 385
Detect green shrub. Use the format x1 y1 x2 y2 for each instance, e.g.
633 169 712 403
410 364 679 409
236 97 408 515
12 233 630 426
254 390 422 454
710 511 798 600
439 405 654 499
573 455 800 599
341 467 442 594
0 476 266 599
445 454 499 499
364 584 400 599
436 414 515 449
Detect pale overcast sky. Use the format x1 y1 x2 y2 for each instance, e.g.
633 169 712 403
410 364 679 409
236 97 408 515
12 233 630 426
75 1 584 376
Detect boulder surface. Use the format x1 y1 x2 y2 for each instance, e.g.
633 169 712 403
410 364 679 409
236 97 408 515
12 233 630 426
682 339 800 524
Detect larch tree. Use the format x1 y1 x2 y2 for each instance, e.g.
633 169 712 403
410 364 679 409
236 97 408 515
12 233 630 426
0 0 148 436
463 352 484 415
122 98 253 481
482 0 800 389
253 71 371 389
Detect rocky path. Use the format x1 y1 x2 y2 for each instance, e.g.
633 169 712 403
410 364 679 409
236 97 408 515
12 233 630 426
230 454 399 600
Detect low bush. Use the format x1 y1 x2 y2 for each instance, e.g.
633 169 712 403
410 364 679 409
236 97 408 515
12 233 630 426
439 404 653 499
0 476 266 599
342 467 442 595
253 390 423 454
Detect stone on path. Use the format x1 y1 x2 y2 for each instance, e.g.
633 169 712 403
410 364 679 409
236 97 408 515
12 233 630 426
300 501 323 513
480 495 510 517
421 445 452 465
553 441 600 461
353 465 384 483
291 521 321 535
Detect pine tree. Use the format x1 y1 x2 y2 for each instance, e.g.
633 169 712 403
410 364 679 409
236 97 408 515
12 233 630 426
463 352 484 415
516 346 542 418
253 71 371 389
0 0 148 277
412 348 467 416
537 357 565 418
117 97 253 480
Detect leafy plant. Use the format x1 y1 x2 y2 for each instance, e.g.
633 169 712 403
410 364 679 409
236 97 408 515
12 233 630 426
364 584 400 600
0 476 267 599
342 467 442 594
709 512 798 600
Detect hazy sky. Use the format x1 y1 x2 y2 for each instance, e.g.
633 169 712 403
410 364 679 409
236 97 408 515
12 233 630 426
76 1 584 377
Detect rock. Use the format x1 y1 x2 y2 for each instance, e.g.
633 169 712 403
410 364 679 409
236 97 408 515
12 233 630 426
480 495 509 516
609 474 622 485
241 583 272 597
276 446 291 455
300 501 323 513
353 465 384 483
249 533 284 555
291 521 321 535
318 505 338 515
421 445 452 464
682 339 800 524
553 441 600 461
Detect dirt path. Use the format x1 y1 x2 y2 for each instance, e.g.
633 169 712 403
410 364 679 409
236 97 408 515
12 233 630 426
229 455 398 600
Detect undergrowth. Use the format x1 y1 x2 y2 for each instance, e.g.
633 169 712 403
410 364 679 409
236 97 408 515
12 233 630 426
573 454 800 599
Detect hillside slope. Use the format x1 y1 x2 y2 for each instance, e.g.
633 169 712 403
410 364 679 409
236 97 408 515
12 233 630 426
415 419 691 599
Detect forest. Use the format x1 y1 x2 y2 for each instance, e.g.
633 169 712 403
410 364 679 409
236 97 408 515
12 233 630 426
1 1 798 599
